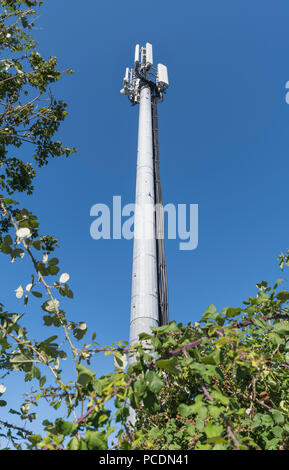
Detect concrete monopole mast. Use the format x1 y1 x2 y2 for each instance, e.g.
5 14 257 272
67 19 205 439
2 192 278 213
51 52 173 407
120 43 169 346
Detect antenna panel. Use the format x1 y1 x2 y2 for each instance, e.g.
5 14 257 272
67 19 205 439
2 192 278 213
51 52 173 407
146 43 153 68
157 64 169 88
123 67 129 86
134 44 140 65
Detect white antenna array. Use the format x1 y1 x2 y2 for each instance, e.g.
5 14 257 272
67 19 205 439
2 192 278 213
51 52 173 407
120 43 169 103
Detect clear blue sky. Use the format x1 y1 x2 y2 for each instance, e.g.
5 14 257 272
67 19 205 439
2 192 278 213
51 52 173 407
2 0 289 433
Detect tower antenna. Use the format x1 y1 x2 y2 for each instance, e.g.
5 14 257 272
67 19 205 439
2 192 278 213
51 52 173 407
121 43 169 346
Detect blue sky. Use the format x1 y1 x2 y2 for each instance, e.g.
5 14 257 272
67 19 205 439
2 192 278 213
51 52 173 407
2 0 289 435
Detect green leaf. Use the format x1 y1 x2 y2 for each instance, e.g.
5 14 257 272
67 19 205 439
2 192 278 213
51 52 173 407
143 390 160 413
272 426 283 438
146 371 163 394
177 403 193 418
201 304 217 320
31 366 40 380
272 410 284 425
67 437 79 450
262 415 274 427
85 430 107 450
223 307 241 319
256 292 270 303
48 258 59 266
267 332 284 345
208 405 223 419
31 291 42 298
3 198 18 205
48 265 60 275
10 353 34 363
39 376 46 387
76 364 95 386
32 240 42 250
66 288 74 299
133 378 146 397
138 332 151 340
210 390 229 405
198 406 208 419
55 419 77 437
202 349 221 365
273 322 289 336
3 235 12 246
205 423 223 439
115 406 129 423
156 357 180 375
185 423 196 437
28 435 42 445
148 427 163 440
276 291 289 302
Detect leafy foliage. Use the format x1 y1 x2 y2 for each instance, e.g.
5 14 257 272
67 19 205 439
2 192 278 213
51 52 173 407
0 0 75 198
123 287 289 450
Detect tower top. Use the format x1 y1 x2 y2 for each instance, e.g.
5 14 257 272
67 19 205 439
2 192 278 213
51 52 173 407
120 43 169 104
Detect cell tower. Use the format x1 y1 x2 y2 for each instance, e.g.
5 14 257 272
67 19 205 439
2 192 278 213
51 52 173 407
120 43 169 346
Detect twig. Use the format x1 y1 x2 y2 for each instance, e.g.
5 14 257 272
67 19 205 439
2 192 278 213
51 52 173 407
170 338 203 357
201 384 241 449
201 384 214 402
227 425 241 449
0 419 32 436
0 323 58 380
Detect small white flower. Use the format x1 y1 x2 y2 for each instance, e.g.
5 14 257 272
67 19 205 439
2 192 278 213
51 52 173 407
26 283 32 292
82 351 90 359
0 384 6 395
42 253 48 264
46 299 59 312
59 273 70 284
15 285 24 299
16 228 31 239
